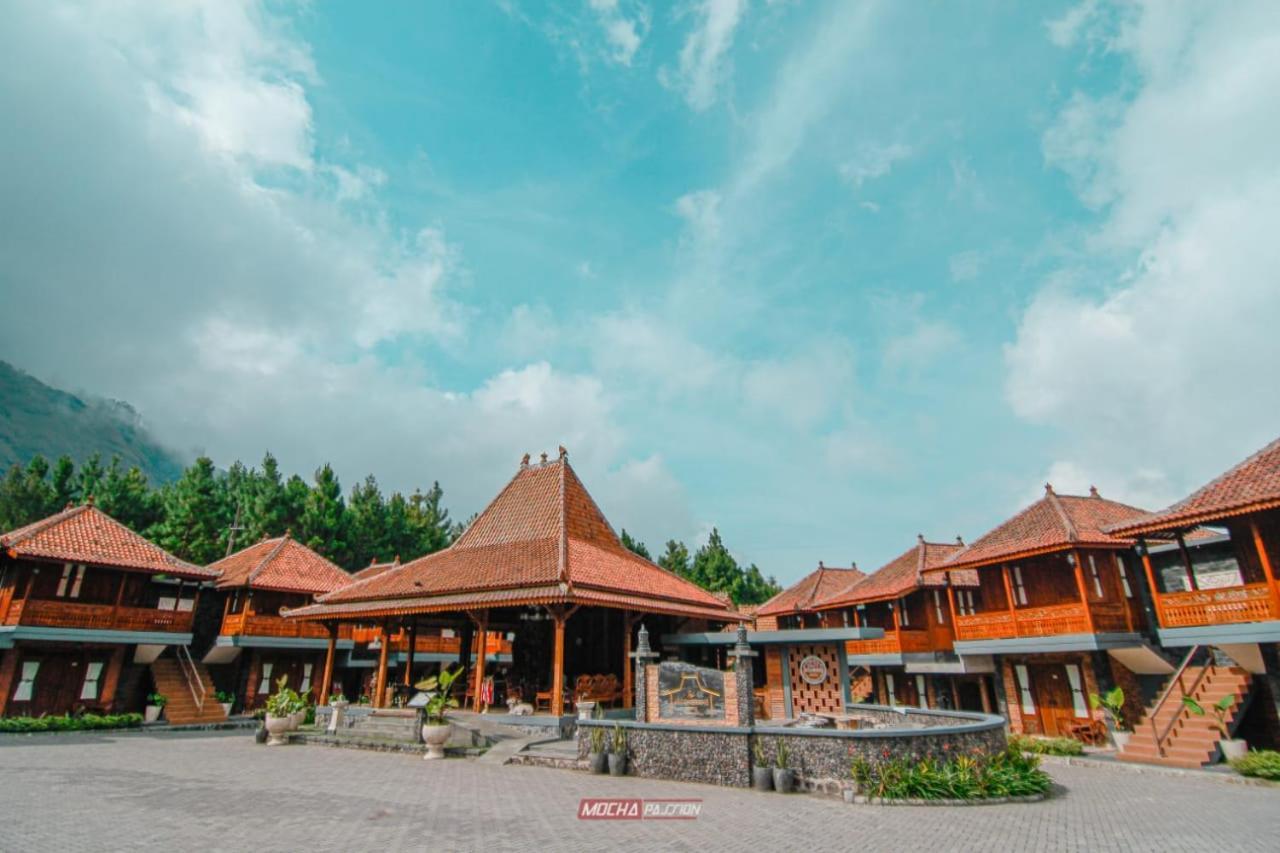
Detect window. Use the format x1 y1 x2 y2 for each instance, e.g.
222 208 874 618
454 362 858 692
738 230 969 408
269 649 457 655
1064 665 1089 718
1088 555 1104 599
300 663 313 694
55 564 72 597
80 661 104 700
1010 566 1028 606
885 673 897 707
1115 554 1133 598
1013 664 1035 714
14 661 40 702
258 662 274 694
55 564 86 598
898 600 910 627
915 675 928 709
957 589 977 616
933 590 946 623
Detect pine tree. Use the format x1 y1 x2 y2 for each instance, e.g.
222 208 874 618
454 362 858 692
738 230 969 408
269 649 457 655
247 452 290 541
77 452 105 501
282 474 310 534
657 539 691 578
0 456 57 530
737 563 783 606
620 529 651 560
50 455 77 509
98 457 161 532
300 464 348 565
152 457 227 564
407 482 452 558
347 475 387 568
691 528 742 599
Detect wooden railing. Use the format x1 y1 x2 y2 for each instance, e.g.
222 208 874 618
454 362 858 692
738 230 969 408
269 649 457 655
1156 583 1280 629
846 629 933 656
954 602 1091 641
1150 645 1212 758
2 598 194 633
348 627 510 655
221 612 353 640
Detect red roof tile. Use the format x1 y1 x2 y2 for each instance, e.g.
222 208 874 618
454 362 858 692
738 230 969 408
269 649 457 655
1110 436 1280 535
352 558 400 582
819 537 965 608
0 503 213 579
933 485 1149 571
756 562 867 617
209 535 352 595
297 451 732 621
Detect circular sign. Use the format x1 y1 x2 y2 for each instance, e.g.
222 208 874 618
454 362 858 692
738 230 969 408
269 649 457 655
798 655 828 685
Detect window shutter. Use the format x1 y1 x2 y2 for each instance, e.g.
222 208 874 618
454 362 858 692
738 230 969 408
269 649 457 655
69 565 86 599
915 675 928 709
1065 665 1089 718
1115 554 1133 598
14 661 40 701
56 564 73 597
300 663 313 694
80 661 104 700
1088 555 1103 598
1014 665 1035 714
1011 566 1028 605
259 662 274 693
933 590 945 623
885 673 896 706
899 600 910 627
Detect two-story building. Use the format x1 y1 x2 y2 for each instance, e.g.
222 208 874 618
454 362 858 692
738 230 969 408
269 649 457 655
0 501 222 722
922 486 1168 740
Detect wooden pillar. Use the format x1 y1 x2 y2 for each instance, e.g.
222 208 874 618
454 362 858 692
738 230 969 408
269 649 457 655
1138 540 1166 627
1251 519 1280 618
949 678 962 711
1071 550 1097 633
552 613 566 716
1175 533 1199 591
222 590 233 623
172 580 183 611
111 571 127 619
373 622 391 708
1000 564 1018 635
945 581 960 623
852 607 861 628
471 611 489 712
403 623 417 688
622 612 634 709
891 600 902 637
979 676 993 714
98 646 127 712
319 623 338 704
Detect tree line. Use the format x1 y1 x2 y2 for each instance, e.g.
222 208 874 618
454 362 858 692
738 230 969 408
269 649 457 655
0 452 783 603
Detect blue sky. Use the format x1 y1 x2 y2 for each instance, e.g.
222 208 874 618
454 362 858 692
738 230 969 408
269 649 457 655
2 1 1277 584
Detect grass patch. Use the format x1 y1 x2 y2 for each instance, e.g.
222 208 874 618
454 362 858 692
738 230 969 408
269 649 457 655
1009 733 1085 756
852 747 1052 800
1230 749 1280 781
0 713 144 733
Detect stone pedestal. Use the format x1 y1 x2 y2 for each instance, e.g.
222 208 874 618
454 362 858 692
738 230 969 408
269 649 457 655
727 623 756 727
631 624 659 721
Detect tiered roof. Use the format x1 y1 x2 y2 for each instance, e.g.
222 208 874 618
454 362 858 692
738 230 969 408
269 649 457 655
820 536 969 609
209 534 352 595
352 557 400 583
287 450 734 622
756 562 866 617
931 485 1148 572
0 502 214 580
1111 435 1280 535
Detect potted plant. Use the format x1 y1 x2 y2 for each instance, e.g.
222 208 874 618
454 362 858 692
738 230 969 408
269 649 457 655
145 693 167 723
751 738 773 791
588 725 608 774
772 737 795 793
215 690 235 717
263 683 297 746
415 665 464 760
1090 686 1130 749
608 723 628 776
1183 694 1246 761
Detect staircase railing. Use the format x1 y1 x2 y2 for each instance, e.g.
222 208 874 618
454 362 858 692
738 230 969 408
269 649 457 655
176 644 206 713
1150 644 1214 758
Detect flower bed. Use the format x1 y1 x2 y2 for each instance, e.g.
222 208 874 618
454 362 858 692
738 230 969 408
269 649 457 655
1230 749 1280 781
1008 733 1084 756
850 747 1052 802
0 713 144 733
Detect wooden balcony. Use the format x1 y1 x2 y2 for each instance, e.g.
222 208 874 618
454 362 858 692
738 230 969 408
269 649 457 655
221 612 353 641
954 602 1091 641
349 627 510 656
846 629 933 656
2 597 193 633
1155 583 1280 629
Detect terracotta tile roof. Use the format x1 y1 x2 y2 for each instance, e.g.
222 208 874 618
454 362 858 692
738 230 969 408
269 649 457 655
756 562 867 617
1110 436 1280 535
209 534 352 595
352 557 400 582
933 485 1149 572
819 537 966 608
296 450 732 622
0 503 213 580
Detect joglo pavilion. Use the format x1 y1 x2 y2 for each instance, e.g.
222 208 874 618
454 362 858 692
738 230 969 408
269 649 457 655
286 448 740 716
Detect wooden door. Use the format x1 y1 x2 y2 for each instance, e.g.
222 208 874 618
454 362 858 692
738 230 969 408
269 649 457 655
1029 665 1082 736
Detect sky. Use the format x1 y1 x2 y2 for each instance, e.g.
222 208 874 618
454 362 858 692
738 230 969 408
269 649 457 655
1 1 1278 585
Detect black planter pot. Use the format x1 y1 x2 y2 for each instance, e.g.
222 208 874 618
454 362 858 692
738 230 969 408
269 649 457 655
772 768 795 793
608 753 628 776
589 752 608 774
752 767 774 791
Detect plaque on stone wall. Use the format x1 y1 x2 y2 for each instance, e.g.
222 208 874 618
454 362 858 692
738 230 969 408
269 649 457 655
798 654 828 685
657 661 725 720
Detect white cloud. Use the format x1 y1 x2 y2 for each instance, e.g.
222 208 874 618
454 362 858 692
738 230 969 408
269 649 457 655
589 0 650 66
741 342 856 431
882 319 961 378
1046 0 1100 48
673 188 723 244
838 142 912 188
1008 1 1280 508
661 0 748 111
948 250 983 282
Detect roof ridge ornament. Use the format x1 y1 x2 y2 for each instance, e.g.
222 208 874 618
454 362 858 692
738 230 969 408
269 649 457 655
520 453 530 469
1089 485 1101 498
558 444 567 460
1043 482 1080 543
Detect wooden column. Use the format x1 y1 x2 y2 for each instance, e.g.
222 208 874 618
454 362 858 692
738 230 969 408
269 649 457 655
979 676 993 714
1071 550 1097 634
1000 565 1019 635
403 623 417 688
945 581 960 623
1175 533 1198 591
1251 519 1280 618
111 571 127 620
172 580 184 611
891 599 902 638
373 622 391 708
318 623 338 704
471 611 489 712
546 605 579 717
623 612 641 709
949 678 962 711
99 646 127 712
852 607 862 628
1138 539 1166 626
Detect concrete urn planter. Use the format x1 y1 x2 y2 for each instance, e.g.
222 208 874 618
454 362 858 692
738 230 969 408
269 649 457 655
589 752 608 774
264 714 292 746
219 702 233 717
1111 731 1131 751
1220 739 1248 762
752 767 774 791
772 768 795 794
421 722 452 760
576 701 597 721
144 705 163 724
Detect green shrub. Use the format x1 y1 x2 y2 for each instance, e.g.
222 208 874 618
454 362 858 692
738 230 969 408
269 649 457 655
852 747 1052 800
1009 733 1084 756
0 713 144 733
1230 749 1280 781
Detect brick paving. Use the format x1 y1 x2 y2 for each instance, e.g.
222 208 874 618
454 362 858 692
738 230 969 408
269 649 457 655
0 731 1277 852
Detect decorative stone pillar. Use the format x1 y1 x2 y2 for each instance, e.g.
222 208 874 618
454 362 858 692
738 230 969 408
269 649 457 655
726 623 756 727
631 623 659 721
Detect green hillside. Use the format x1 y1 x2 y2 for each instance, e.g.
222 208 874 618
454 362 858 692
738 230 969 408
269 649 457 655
0 361 185 484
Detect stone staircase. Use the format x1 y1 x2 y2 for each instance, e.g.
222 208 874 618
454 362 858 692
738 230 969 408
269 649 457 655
1118 663 1252 768
150 655 227 725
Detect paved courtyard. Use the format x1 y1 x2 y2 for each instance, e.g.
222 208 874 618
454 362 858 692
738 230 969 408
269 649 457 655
0 730 1276 852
